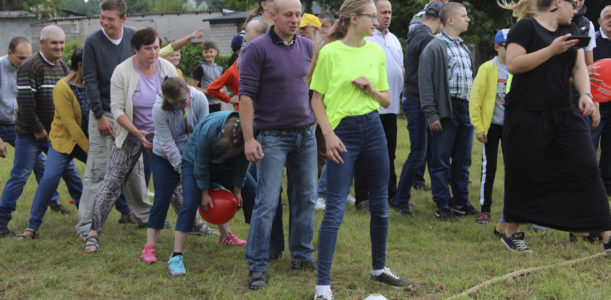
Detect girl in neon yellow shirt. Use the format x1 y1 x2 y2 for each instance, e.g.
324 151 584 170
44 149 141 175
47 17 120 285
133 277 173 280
307 0 410 298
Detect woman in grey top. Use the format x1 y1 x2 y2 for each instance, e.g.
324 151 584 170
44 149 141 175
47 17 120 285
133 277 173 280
140 77 210 264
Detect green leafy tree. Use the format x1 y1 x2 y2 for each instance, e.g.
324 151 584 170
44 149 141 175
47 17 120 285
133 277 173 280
61 0 102 15
23 0 64 18
225 0 257 11
153 0 183 12
125 0 153 14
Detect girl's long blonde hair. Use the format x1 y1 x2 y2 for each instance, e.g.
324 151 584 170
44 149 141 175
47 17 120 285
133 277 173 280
497 0 537 20
305 0 373 84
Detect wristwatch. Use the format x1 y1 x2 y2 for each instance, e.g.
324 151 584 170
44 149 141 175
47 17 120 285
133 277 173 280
581 92 593 99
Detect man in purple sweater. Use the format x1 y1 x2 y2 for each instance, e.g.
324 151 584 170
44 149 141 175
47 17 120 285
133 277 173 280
240 0 316 290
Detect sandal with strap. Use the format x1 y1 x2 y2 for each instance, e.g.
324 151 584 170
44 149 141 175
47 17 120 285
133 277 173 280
191 222 218 236
82 235 99 253
16 228 36 240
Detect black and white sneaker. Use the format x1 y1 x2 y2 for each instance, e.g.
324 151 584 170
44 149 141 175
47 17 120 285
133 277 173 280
314 289 334 300
501 232 533 253
454 204 479 216
371 267 412 288
435 208 457 221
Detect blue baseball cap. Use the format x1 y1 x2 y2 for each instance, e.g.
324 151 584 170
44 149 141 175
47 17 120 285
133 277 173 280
495 29 509 45
231 34 244 52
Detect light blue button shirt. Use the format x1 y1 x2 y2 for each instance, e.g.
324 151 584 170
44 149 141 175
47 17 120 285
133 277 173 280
366 28 404 114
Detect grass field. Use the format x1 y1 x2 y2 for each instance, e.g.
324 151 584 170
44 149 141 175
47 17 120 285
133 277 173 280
0 116 609 299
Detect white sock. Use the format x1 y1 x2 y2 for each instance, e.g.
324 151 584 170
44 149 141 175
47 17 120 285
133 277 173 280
371 268 385 276
315 285 331 294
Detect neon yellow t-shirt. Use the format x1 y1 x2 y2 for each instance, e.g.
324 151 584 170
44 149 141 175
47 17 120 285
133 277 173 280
310 40 389 130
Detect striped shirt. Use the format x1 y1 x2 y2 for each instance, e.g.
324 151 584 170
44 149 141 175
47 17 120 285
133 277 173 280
438 31 473 101
15 52 69 136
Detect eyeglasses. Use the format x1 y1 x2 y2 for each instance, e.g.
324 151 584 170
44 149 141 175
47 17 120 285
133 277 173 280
564 0 577 9
499 42 507 48
357 13 378 21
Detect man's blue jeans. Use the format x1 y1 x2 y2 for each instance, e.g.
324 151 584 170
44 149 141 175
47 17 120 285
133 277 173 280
591 105 611 195
395 97 428 211
0 125 61 207
246 125 317 272
0 135 81 225
429 99 474 209
27 146 86 229
317 111 389 285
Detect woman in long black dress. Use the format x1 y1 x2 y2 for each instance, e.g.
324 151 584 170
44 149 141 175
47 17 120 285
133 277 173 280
502 0 611 252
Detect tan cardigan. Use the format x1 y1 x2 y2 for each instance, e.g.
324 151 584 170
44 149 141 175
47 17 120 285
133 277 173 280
50 78 90 154
110 56 178 148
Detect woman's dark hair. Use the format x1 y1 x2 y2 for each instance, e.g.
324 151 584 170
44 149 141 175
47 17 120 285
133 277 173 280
71 48 83 71
131 27 160 51
161 76 189 111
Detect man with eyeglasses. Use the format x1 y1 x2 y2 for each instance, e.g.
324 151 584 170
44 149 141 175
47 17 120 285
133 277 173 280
419 2 478 220
352 0 403 211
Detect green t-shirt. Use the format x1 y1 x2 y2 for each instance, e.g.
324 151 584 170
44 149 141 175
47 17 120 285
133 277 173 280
310 40 389 130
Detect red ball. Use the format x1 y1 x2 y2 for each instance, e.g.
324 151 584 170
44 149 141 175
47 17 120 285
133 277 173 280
198 189 238 225
591 58 611 103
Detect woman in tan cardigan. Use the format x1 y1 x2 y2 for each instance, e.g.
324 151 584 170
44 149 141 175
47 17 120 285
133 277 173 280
18 49 89 239
82 28 178 252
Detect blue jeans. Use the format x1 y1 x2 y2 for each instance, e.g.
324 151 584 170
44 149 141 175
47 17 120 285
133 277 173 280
395 97 429 211
247 164 286 252
175 159 256 233
429 99 474 209
246 125 317 272
143 148 152 188
591 106 611 195
317 163 354 199
317 111 389 285
0 135 81 225
27 146 86 229
148 154 181 230
0 125 60 207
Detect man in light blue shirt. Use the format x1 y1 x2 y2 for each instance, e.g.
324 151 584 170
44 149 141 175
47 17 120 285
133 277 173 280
354 0 404 208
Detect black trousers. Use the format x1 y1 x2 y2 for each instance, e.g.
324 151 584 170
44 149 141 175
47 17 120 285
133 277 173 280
354 113 397 204
478 124 503 213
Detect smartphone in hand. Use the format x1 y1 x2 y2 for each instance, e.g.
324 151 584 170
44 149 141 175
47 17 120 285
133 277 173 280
567 36 591 48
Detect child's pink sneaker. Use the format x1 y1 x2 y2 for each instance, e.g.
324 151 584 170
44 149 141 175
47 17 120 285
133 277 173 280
219 231 247 246
140 244 158 264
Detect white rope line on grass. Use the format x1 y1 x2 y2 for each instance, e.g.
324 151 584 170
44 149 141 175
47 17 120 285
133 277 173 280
445 252 609 300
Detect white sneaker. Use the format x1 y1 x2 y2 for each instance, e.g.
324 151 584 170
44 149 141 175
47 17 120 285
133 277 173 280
315 198 326 210
314 289 334 300
346 194 356 205
147 191 155 198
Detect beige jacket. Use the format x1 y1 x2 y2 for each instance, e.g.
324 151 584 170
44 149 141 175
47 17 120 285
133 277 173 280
110 56 178 148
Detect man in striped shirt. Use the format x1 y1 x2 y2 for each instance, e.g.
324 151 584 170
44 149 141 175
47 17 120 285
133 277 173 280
0 25 82 237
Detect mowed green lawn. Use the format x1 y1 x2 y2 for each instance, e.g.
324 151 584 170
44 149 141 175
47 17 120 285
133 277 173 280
0 116 609 299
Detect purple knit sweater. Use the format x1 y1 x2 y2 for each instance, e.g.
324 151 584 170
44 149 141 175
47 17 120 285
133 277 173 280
239 30 315 130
